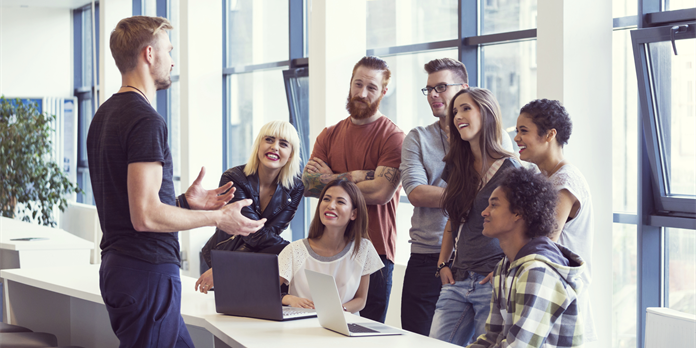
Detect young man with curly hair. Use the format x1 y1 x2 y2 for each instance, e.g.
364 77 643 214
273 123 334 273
468 167 586 348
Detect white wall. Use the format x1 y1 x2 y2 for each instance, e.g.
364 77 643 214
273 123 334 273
538 1 613 346
178 0 224 278
98 0 131 106
0 7 73 98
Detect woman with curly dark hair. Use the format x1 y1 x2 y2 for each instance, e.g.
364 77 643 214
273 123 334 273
514 98 596 342
471 166 588 347
429 88 519 346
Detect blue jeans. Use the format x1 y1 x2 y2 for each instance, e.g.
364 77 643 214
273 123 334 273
400 253 442 335
100 252 194 348
360 255 393 323
429 271 493 346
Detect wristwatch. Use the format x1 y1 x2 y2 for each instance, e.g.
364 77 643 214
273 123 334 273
435 261 449 277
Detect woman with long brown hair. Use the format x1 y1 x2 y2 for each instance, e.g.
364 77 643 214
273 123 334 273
278 179 383 313
429 88 520 346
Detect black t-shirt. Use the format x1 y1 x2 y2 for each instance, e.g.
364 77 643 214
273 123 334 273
87 92 180 265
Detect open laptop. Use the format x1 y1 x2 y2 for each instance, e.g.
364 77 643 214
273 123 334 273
305 269 402 337
211 250 316 321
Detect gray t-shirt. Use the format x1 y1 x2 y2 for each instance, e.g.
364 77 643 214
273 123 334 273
399 121 449 254
446 158 520 278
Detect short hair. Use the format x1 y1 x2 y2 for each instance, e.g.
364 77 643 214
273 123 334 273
308 180 369 258
498 167 558 239
244 120 302 189
519 99 573 146
424 58 469 85
110 16 173 74
351 56 392 90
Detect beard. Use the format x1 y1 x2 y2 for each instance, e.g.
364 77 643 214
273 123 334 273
153 59 172 91
345 93 383 120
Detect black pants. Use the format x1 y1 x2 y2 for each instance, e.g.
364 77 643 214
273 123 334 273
400 253 442 335
360 255 393 323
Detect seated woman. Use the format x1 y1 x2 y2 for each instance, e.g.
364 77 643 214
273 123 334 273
196 120 303 293
514 98 596 342
278 180 383 313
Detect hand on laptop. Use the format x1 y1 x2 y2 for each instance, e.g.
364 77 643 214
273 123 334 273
283 295 314 309
195 268 214 294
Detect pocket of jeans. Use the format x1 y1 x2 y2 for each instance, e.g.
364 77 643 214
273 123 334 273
153 276 175 322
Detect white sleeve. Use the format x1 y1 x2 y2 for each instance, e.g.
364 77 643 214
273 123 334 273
360 239 385 276
278 242 297 285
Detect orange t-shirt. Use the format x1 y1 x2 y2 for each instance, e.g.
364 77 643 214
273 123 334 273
310 116 405 262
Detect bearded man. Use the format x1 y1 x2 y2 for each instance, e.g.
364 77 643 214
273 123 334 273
302 56 405 323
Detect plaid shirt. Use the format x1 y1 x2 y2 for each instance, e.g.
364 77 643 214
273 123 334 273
468 243 586 348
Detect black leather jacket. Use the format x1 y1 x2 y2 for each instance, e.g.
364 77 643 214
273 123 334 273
202 165 304 267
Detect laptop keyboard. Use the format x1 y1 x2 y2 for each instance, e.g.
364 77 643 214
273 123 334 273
347 323 379 333
282 307 315 317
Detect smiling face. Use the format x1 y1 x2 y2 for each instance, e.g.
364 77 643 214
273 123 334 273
152 31 174 91
257 135 292 171
319 186 357 229
451 92 483 143
346 66 387 120
426 70 466 118
514 113 550 164
481 186 521 239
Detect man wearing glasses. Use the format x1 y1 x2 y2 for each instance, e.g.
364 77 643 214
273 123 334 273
399 58 469 335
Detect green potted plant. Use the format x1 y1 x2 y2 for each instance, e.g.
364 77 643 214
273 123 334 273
0 96 82 226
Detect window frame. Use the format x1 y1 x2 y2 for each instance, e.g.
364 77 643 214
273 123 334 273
631 21 696 215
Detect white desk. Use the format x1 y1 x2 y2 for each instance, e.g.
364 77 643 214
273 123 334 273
0 217 93 269
1 266 458 348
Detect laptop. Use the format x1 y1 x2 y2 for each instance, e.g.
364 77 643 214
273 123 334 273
304 269 402 337
211 250 316 321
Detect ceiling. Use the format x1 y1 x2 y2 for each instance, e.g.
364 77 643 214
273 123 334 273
0 0 94 9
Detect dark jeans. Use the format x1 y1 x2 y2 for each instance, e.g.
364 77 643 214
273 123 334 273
100 252 194 348
400 253 442 335
360 255 393 323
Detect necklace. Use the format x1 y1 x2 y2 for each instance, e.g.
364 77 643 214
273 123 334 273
121 85 150 104
438 122 447 154
549 159 565 176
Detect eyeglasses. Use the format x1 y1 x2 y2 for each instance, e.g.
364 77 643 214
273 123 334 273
421 83 463 96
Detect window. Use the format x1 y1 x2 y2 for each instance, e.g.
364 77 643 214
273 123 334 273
632 23 696 213
223 0 306 241
73 4 99 205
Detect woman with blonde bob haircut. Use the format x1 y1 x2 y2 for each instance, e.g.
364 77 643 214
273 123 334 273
196 120 304 293
278 180 384 313
430 88 520 345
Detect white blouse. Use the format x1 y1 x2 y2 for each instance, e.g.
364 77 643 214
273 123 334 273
550 163 596 342
278 238 384 305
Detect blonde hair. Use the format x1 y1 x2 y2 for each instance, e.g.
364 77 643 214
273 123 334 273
110 16 173 74
244 121 302 189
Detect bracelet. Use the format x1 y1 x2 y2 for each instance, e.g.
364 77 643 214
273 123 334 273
177 194 190 210
435 261 449 278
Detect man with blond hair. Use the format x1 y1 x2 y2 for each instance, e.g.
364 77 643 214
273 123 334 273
88 16 263 347
303 56 405 323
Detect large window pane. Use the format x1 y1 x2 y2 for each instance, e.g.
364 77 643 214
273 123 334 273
613 223 638 348
480 40 537 147
613 0 638 18
366 0 458 49
666 0 696 11
226 69 289 168
481 0 537 36
376 49 458 134
227 0 288 67
648 38 696 197
668 228 696 316
612 29 638 214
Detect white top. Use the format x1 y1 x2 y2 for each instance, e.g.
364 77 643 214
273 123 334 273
278 238 384 305
549 163 596 341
